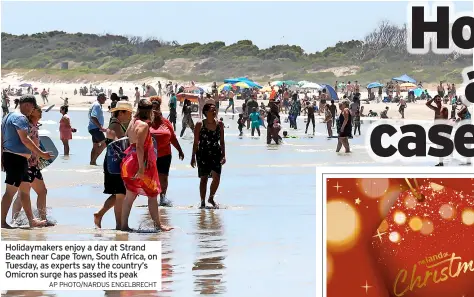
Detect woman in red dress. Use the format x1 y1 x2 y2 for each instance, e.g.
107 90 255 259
120 99 172 232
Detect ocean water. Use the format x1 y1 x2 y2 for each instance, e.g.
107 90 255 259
0 107 456 297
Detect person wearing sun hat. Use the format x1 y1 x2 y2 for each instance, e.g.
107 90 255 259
94 100 133 229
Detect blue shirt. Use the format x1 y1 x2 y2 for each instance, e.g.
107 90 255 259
88 101 104 131
249 112 260 123
1 112 30 154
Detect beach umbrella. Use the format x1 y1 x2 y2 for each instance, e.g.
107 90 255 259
320 84 339 100
300 82 322 90
218 83 232 92
400 83 417 88
367 82 384 89
271 81 282 86
283 80 299 86
298 80 311 87
19 83 32 87
234 82 250 89
392 74 416 83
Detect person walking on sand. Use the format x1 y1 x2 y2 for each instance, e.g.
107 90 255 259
336 100 352 153
88 93 107 165
11 107 54 226
41 89 48 104
180 99 195 137
120 99 172 232
398 97 407 119
329 99 337 127
1 95 52 229
59 106 75 156
134 87 140 107
94 101 132 229
191 100 226 209
150 96 185 207
225 90 235 114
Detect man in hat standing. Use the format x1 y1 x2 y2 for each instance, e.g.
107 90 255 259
1 95 52 228
88 93 107 165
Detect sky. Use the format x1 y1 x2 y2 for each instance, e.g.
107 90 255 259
1 1 473 53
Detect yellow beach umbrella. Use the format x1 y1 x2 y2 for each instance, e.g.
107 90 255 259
400 83 417 88
218 83 232 92
234 82 250 88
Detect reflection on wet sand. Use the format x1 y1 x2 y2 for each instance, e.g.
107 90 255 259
102 209 175 297
192 210 227 295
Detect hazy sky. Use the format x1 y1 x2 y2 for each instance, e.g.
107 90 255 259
1 1 472 53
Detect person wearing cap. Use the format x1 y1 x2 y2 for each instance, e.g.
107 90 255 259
94 101 133 229
1 95 52 229
88 93 107 166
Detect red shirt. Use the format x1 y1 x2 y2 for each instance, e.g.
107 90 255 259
149 118 176 157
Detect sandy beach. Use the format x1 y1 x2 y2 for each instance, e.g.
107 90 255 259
2 71 466 121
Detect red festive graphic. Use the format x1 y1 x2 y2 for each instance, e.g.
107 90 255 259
326 178 474 297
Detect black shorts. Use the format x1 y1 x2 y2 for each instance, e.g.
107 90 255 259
2 152 29 187
156 154 172 176
103 158 126 195
25 166 43 183
89 128 105 143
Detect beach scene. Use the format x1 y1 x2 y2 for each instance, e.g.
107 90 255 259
1 1 473 297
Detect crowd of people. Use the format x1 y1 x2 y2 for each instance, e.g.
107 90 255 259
1 77 472 230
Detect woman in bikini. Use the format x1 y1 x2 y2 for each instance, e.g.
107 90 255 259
94 101 133 229
191 100 226 209
59 105 74 156
120 99 172 231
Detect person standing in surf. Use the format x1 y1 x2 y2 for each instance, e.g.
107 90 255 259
1 95 52 229
191 100 226 209
249 107 261 137
180 98 195 137
336 100 352 153
120 99 172 232
305 101 315 135
324 104 333 137
12 107 54 225
59 106 74 156
94 101 133 229
150 96 185 207
88 93 107 165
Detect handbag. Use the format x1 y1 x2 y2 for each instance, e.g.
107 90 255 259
106 137 130 175
106 136 158 175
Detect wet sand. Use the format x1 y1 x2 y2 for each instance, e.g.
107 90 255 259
0 107 466 297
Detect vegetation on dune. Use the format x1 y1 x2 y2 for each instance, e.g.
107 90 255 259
1 21 471 84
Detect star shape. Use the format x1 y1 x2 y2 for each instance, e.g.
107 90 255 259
355 198 361 205
373 229 387 242
361 280 372 294
333 181 342 193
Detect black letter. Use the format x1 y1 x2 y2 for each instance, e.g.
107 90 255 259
452 17 474 50
411 6 450 49
399 125 426 157
454 124 474 157
370 124 397 157
428 124 453 157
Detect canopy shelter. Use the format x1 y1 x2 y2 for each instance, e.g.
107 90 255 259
224 77 262 89
367 82 384 89
392 74 416 84
412 87 426 97
19 83 32 87
320 84 339 100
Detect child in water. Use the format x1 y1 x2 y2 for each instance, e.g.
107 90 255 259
353 110 361 136
237 114 245 136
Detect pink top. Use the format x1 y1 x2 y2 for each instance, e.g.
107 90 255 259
59 115 71 133
28 123 39 167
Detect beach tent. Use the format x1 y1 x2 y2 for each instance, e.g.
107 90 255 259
392 74 416 83
412 87 426 97
367 82 384 89
20 83 32 87
321 84 338 100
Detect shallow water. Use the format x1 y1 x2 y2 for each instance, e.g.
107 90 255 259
0 107 458 297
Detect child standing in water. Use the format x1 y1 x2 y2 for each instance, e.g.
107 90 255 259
249 107 261 137
59 105 75 156
353 110 361 136
237 114 244 136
